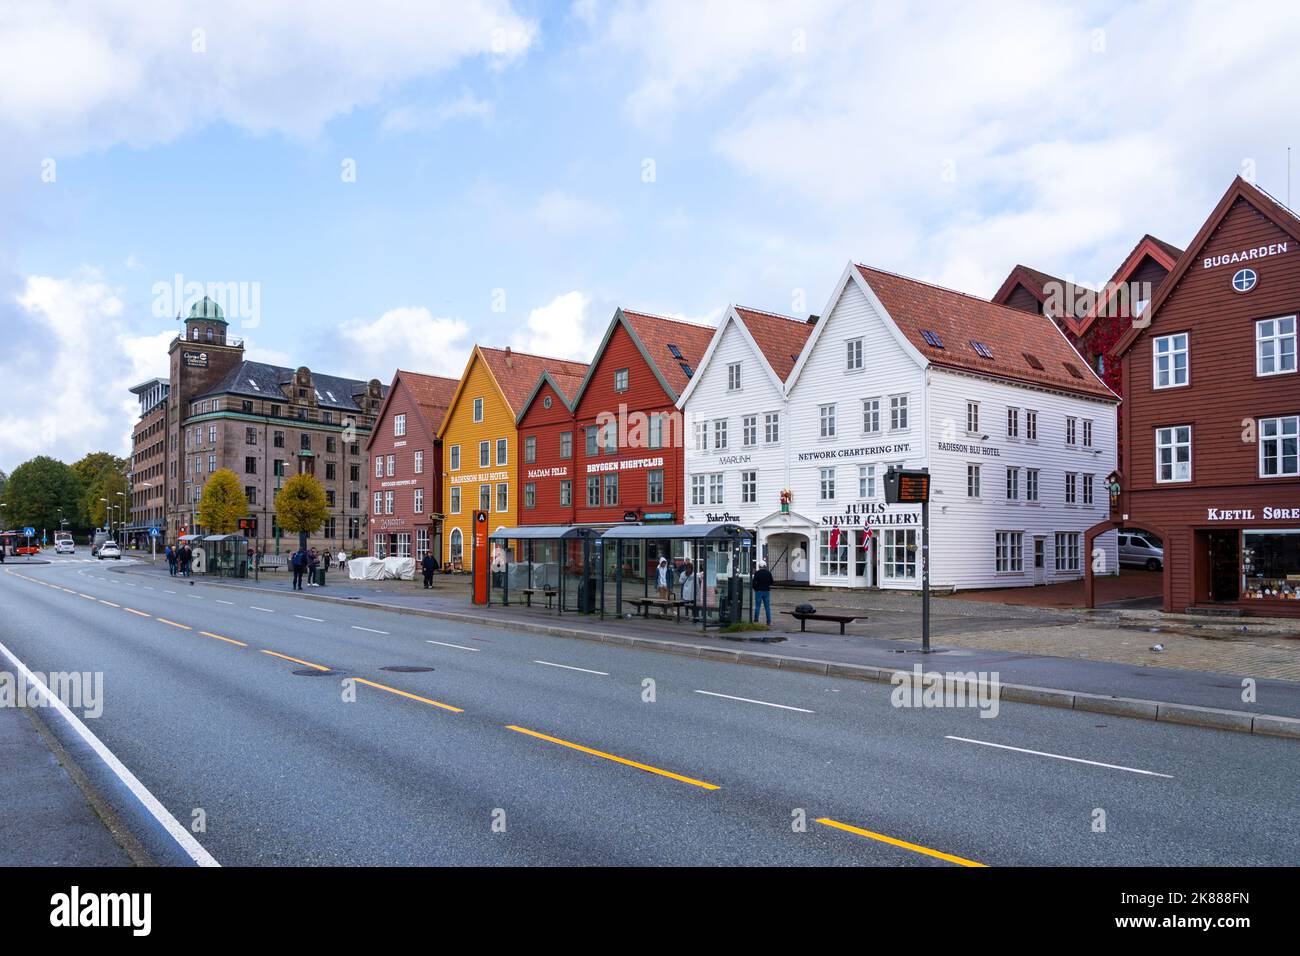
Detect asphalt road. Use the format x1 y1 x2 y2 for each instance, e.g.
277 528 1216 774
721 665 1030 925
2 554 1297 866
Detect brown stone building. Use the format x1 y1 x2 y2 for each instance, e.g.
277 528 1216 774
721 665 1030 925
144 297 386 555
126 378 169 545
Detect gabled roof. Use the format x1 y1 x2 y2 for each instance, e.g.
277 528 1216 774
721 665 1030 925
855 264 1116 400
993 264 1094 321
1071 233 1182 339
439 345 588 437
514 367 590 425
733 306 815 383
570 308 715 409
197 361 381 412
1114 176 1300 358
366 369 459 450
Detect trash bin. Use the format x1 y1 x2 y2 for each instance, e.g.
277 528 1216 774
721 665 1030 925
578 577 597 613
315 568 327 587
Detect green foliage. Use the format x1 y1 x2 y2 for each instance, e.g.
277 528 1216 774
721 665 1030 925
2 456 83 533
197 468 249 534
72 452 129 528
274 473 328 538
720 621 771 633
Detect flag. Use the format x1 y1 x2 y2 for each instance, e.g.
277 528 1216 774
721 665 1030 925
829 526 841 550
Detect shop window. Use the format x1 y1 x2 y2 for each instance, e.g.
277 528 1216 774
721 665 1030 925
818 529 849 578
1243 531 1300 601
883 529 917 580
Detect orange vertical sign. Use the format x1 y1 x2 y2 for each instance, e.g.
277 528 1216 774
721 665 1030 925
472 510 490 605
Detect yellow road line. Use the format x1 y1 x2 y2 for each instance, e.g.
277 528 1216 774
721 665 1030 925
260 649 331 672
815 818 986 867
351 677 463 713
506 725 720 791
156 618 192 630
123 607 151 617
200 631 248 648
99 600 120 608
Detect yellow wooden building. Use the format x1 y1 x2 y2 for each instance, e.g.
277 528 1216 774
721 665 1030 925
438 346 588 566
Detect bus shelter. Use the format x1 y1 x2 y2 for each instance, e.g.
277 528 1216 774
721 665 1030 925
200 534 249 578
487 526 602 614
599 523 754 629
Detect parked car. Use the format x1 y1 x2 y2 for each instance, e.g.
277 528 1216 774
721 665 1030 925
97 541 122 560
1119 532 1163 571
55 540 76 555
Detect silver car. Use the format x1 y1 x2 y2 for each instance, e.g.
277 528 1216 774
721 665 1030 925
1118 532 1163 571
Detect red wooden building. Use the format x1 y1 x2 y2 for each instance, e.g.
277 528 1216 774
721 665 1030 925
366 369 458 560
1085 177 1300 616
516 308 713 529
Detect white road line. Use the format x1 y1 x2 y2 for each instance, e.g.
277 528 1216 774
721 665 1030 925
533 660 608 676
250 606 274 613
216 600 234 605
351 626 389 635
426 640 480 652
294 615 325 623
944 736 1174 778
187 595 203 600
694 690 814 713
164 590 176 594
0 637 220 867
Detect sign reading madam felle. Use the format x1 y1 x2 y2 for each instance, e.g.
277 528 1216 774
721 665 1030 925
821 502 919 526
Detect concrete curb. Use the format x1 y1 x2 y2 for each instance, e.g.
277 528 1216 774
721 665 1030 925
116 566 1300 740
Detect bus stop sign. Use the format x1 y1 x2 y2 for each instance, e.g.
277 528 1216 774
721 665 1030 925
884 469 931 504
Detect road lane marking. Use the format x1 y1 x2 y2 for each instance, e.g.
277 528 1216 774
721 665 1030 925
294 615 325 623
506 725 720 791
351 626 389 635
200 631 248 647
351 677 463 713
216 600 234 605
156 618 192 630
259 649 330 671
426 640 480 652
694 690 813 713
144 587 155 591
164 590 176 594
99 600 120 608
123 607 151 617
943 735 1173 779
816 818 985 867
0 637 220 867
533 660 609 676
250 606 274 613
187 595 203 600
78 593 97 601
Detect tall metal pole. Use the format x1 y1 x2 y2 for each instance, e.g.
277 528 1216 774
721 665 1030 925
921 496 931 653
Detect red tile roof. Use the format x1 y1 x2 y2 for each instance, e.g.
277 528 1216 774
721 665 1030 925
619 310 716 399
734 306 815 383
397 370 459 434
479 346 589 415
855 265 1116 401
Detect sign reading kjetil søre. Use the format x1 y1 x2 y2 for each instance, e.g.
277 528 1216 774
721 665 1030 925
1207 506 1300 521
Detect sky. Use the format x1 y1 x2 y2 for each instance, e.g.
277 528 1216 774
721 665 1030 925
2 0 1299 473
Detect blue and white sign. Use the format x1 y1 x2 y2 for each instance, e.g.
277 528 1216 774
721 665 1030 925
149 527 161 538
23 527 34 537
1232 268 1258 293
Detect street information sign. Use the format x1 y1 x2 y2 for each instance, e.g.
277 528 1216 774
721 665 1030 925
884 467 933 651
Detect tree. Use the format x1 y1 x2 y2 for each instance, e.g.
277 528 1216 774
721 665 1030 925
2 456 83 534
274 473 328 550
72 452 129 529
197 469 249 534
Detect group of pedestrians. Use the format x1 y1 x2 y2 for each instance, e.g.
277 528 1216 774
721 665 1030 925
164 543 193 577
290 547 324 591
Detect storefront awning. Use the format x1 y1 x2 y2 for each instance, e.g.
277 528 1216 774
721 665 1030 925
600 522 747 541
489 525 602 541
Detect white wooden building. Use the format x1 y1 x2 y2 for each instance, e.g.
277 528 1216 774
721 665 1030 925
682 263 1119 591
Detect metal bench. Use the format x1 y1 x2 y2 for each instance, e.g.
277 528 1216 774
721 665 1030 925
783 611 862 634
630 597 690 622
519 587 559 609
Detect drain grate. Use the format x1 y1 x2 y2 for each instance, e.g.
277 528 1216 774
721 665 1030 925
381 665 435 673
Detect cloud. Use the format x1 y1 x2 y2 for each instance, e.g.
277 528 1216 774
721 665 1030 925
0 0 536 152
380 90 495 134
337 306 472 380
531 190 619 234
0 270 175 469
511 291 602 361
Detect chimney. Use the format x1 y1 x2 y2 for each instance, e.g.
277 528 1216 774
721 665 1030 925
806 314 820 325
504 345 513 368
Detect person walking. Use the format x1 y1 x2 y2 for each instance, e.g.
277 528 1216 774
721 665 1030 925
166 544 177 576
323 550 332 572
421 551 437 589
179 544 191 577
337 549 347 575
306 548 320 587
679 559 698 621
752 560 774 626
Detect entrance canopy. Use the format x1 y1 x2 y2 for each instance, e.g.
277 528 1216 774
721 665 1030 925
489 525 602 541
600 522 747 541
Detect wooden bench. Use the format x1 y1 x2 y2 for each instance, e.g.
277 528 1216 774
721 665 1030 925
784 611 861 634
519 587 559 609
630 597 690 622
257 555 289 572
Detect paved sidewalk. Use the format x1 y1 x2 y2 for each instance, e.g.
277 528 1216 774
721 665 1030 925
0 699 136 866
115 560 1300 720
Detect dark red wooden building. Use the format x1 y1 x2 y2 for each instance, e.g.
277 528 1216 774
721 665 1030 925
515 367 588 525
366 369 458 560
1085 177 1300 616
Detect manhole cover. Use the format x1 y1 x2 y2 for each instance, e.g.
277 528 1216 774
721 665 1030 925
381 665 435 673
292 669 335 676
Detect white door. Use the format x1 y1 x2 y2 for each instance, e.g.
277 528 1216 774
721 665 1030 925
1033 536 1047 585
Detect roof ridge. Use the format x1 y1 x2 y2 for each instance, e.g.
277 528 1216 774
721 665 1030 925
734 303 807 323
620 308 717 331
479 345 588 367
857 263 1058 325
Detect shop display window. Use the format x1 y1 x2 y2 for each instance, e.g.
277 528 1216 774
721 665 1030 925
1243 530 1300 600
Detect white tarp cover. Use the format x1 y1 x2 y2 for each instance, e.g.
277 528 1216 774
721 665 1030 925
347 556 417 580
383 557 416 581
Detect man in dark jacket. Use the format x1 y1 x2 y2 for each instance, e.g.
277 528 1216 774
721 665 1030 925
752 561 775 625
291 549 306 590
421 551 437 589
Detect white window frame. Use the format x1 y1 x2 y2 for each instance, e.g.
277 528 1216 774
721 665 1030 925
450 445 461 471
862 397 881 435
1260 415 1300 477
708 473 724 505
995 531 1024 573
1006 407 1019 439
1256 316 1297 377
889 394 909 430
858 464 876 499
394 413 406 437
1005 466 1020 501
764 412 780 445
727 362 742 391
819 467 836 501
845 338 864 372
1156 425 1192 483
966 401 980 435
742 415 758 448
1054 532 1081 573
819 404 837 439
1153 332 1189 389
967 464 980 499
741 470 757 504
473 397 484 422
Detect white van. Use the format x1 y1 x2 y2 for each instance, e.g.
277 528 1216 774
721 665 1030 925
1118 532 1163 571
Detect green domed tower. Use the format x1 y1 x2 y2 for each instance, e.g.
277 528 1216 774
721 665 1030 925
183 296 228 344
